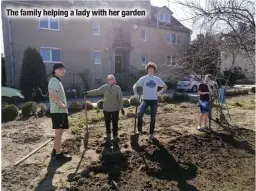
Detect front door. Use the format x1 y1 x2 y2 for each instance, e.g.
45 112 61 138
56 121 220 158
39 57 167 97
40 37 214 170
115 56 123 73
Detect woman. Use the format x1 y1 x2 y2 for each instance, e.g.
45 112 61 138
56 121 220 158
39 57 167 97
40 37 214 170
82 75 125 142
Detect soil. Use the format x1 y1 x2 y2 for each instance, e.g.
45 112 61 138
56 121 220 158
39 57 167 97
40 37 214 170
1 95 255 191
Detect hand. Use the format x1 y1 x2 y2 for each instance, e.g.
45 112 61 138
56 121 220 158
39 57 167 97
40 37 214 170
60 103 67 109
134 94 140 100
157 92 161 97
121 109 125 115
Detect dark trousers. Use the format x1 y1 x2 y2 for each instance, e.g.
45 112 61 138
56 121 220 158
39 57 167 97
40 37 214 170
138 100 158 134
103 111 119 136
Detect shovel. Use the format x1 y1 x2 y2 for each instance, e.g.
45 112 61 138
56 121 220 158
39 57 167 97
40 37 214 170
83 95 89 150
134 96 141 134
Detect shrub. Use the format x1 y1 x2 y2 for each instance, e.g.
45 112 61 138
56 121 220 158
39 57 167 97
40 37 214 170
22 101 37 117
158 95 164 103
130 96 140 106
97 99 104 109
69 101 82 113
37 103 47 117
20 47 48 100
161 94 172 103
83 101 93 110
250 87 255 93
123 98 130 108
2 104 19 122
173 92 189 102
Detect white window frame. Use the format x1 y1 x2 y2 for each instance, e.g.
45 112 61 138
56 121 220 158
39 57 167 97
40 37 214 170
39 17 60 31
167 56 177 66
141 53 147 66
140 29 146 41
92 23 100 36
40 47 61 63
158 12 171 23
93 50 101 64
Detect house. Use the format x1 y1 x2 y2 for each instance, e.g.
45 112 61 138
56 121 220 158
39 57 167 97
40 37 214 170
2 0 192 91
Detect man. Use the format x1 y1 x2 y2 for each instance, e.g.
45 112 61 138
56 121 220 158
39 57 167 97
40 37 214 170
48 63 72 162
197 74 213 131
133 62 167 140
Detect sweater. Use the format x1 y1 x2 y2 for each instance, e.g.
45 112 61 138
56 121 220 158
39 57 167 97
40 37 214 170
86 84 123 112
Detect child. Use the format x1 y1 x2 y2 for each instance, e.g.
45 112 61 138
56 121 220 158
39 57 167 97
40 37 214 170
82 75 124 142
133 62 167 140
48 63 72 162
197 74 213 130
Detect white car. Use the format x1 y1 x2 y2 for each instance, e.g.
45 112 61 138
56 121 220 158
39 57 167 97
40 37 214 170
176 77 201 92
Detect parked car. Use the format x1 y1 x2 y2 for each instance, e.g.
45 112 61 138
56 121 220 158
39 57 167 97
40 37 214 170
2 87 24 106
176 77 201 92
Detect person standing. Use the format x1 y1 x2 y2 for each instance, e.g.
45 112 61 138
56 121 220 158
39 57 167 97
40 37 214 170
133 62 167 140
82 75 125 142
197 74 213 131
48 63 72 162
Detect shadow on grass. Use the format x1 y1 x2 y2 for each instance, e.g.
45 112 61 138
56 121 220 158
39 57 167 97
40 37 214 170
131 137 198 191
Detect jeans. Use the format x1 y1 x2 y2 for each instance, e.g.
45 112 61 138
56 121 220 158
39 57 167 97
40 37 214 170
103 111 119 136
138 100 158 134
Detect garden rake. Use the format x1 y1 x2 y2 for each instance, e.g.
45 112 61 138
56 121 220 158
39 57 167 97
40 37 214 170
83 95 89 150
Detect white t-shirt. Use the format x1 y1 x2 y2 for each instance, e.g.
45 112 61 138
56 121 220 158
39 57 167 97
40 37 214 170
135 75 165 100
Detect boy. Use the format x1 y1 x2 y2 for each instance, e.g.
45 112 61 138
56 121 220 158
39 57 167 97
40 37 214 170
48 63 72 162
197 74 213 131
133 62 167 140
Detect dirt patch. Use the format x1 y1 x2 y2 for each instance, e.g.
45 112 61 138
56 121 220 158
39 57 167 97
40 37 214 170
8 132 45 144
62 137 82 155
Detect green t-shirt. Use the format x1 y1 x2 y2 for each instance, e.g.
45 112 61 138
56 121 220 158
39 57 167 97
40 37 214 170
48 76 67 113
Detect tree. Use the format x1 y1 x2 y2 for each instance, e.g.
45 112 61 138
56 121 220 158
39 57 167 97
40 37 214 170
20 47 48 100
173 0 255 68
179 33 221 79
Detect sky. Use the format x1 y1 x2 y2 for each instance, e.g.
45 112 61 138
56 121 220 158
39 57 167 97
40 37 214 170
0 0 195 55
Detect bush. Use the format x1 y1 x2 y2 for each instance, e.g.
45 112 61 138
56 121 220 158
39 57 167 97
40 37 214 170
20 47 48 100
173 92 189 102
37 103 47 117
2 104 19 122
251 87 255 93
225 89 249 97
97 99 104 109
69 101 82 113
22 101 37 117
161 94 172 103
83 101 93 110
130 96 140 106
158 95 164 103
123 98 130 108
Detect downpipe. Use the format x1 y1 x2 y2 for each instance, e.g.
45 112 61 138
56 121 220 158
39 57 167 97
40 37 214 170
7 10 14 87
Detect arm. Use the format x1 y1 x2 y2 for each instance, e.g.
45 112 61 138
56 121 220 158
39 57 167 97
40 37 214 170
117 87 123 110
48 79 66 108
157 78 167 94
86 85 106 97
133 77 144 95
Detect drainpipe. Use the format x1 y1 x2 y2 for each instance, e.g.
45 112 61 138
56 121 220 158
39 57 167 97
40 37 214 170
7 14 14 87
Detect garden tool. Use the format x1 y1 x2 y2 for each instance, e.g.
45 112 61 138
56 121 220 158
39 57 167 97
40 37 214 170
83 95 89 150
134 96 141 134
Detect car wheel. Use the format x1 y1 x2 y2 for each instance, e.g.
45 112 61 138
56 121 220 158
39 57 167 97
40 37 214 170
2 97 14 106
192 85 198 92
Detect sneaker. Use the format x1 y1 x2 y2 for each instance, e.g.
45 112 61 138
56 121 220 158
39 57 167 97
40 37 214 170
56 152 72 162
136 131 142 135
51 149 56 156
149 134 156 140
196 126 204 131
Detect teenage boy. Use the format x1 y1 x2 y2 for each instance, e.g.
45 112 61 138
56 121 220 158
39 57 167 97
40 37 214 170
197 74 213 131
48 63 72 162
133 62 167 140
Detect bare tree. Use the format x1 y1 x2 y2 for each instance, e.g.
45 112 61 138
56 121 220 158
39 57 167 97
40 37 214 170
172 0 255 68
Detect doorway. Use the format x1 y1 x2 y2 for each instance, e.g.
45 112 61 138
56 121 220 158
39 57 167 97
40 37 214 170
115 56 123 73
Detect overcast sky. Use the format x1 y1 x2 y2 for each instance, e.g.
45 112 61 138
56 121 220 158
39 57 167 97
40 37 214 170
0 0 196 55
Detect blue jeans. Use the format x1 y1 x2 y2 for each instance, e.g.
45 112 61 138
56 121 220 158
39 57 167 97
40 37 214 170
138 100 158 134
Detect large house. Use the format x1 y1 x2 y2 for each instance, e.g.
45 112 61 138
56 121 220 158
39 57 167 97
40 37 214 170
2 0 191 90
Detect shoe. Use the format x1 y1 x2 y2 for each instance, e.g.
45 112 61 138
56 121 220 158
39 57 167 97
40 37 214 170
149 134 156 140
51 149 56 156
196 126 204 131
136 131 142 135
56 152 72 162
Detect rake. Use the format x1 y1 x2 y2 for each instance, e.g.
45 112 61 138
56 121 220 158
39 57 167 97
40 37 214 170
83 95 89 150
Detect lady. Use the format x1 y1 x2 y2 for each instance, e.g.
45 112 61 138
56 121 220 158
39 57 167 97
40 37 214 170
82 75 125 142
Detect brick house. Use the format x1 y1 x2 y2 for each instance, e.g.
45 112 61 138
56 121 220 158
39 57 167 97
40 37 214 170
2 0 191 91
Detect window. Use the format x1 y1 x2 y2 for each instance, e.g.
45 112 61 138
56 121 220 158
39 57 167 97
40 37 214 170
167 56 176 66
141 29 146 41
167 33 177 43
158 12 171 23
39 17 59 30
92 23 100 35
172 34 177 43
40 47 61 63
93 51 101 64
167 33 171 43
142 54 147 65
